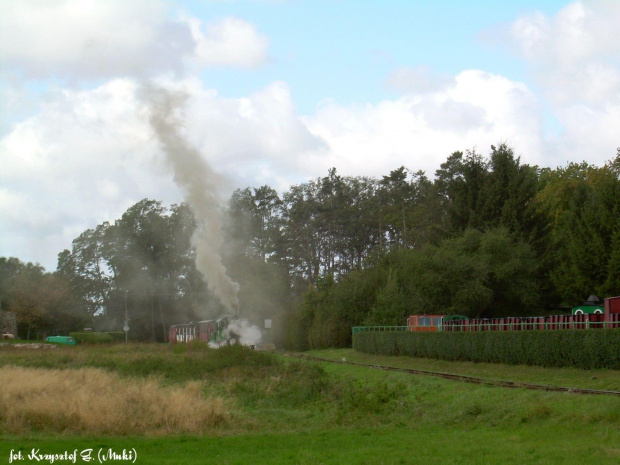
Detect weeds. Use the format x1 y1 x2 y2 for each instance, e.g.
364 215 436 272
0 343 279 383
1 344 618 438
0 366 227 435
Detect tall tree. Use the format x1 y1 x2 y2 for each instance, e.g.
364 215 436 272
1 258 83 339
539 154 620 302
435 149 488 233
481 144 542 240
228 185 282 261
337 176 382 272
379 166 412 248
364 268 406 325
58 199 217 340
280 180 323 290
56 222 113 316
399 228 539 318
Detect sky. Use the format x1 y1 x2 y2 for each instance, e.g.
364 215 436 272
1 0 620 272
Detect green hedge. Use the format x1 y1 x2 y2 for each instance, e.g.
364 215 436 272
69 331 125 344
352 330 620 369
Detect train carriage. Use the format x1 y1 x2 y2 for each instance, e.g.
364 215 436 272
605 295 620 327
169 316 232 344
409 295 620 332
407 314 444 332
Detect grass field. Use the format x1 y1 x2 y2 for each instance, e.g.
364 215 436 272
1 343 619 464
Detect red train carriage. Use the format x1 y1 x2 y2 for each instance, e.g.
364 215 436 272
169 321 198 342
605 295 620 327
169 316 232 344
407 314 444 332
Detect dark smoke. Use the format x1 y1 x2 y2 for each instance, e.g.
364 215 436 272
140 84 240 313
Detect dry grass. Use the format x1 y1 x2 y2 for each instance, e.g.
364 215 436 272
0 366 228 435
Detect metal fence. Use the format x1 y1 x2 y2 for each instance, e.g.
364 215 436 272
352 326 408 334
353 314 620 334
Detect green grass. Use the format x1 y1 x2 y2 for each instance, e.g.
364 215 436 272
2 425 619 464
0 343 280 385
309 348 620 392
1 343 619 464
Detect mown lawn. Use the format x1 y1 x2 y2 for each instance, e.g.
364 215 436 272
1 344 619 464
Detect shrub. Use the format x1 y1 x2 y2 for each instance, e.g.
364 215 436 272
70 331 125 344
353 329 620 369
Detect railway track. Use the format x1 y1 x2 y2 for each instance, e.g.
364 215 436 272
286 353 620 397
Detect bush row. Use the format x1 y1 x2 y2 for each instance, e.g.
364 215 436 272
353 329 620 369
69 331 125 344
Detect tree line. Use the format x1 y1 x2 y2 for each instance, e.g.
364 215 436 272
1 143 619 347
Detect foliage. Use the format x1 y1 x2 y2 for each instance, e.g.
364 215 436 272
0 257 84 339
400 228 539 318
297 227 539 349
286 267 385 350
2 143 620 346
364 268 407 325
69 331 125 344
55 200 217 341
538 156 620 302
435 144 543 239
228 185 283 262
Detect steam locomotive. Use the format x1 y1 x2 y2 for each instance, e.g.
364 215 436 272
407 295 620 332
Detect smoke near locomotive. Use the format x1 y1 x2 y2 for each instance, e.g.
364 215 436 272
169 314 263 348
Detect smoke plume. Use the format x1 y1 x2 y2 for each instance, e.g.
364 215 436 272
141 84 240 313
227 319 262 346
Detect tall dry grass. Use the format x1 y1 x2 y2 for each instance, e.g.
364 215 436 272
0 366 228 435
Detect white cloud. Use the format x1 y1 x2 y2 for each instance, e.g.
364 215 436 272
507 0 620 166
4 70 545 270
0 77 324 269
3 0 619 272
510 1 620 70
509 0 620 106
185 16 270 68
0 79 177 268
0 0 194 79
554 103 620 165
0 0 271 79
304 70 543 178
386 66 455 94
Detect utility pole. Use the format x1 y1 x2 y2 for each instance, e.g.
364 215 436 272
124 290 129 343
